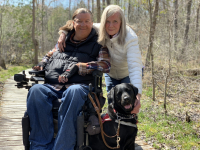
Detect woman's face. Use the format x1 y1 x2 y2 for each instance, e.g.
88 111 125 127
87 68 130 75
105 12 121 37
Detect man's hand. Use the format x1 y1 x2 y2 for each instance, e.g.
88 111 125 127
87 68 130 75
58 64 79 83
58 76 68 83
32 66 43 71
32 62 45 71
58 33 66 52
131 94 141 114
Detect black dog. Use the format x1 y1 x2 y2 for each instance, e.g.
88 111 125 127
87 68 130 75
89 83 138 150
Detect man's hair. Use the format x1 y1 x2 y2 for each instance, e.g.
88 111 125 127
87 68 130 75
59 8 93 31
98 5 127 46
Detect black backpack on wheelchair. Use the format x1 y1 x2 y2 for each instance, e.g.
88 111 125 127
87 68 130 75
14 69 105 150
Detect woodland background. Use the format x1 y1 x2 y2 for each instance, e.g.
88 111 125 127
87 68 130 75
0 0 200 149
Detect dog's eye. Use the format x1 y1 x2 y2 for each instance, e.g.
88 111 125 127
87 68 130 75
115 94 121 103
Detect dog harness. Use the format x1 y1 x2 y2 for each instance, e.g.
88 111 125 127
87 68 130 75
102 113 138 128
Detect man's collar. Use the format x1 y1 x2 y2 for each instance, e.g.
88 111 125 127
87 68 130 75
70 32 87 44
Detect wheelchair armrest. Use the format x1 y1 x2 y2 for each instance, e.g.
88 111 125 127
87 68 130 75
29 70 45 77
30 76 45 82
92 70 103 77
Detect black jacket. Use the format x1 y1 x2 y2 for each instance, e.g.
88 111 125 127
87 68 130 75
45 28 102 85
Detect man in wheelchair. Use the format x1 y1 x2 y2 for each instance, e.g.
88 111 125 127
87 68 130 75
26 8 110 150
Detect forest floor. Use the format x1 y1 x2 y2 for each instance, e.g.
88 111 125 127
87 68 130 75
137 66 200 149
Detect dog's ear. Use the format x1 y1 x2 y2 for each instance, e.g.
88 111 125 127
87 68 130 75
128 83 138 96
107 87 115 104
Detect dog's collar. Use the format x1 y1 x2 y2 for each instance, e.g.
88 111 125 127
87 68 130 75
113 109 137 120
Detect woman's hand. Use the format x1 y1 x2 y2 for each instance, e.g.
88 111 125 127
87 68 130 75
58 32 66 52
131 94 141 114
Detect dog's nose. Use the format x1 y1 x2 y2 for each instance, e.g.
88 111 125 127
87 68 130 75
123 96 130 102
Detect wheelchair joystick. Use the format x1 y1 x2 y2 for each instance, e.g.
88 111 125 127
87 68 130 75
89 83 92 93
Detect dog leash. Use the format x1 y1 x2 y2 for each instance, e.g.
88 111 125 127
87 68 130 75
88 93 121 149
88 92 119 137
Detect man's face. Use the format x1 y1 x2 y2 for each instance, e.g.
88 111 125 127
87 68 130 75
105 12 121 37
73 13 93 39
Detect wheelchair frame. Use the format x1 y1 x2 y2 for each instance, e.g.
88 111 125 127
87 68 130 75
14 70 104 150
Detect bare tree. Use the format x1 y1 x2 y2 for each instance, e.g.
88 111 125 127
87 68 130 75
97 0 101 23
69 0 71 19
128 0 131 23
106 0 111 5
92 0 94 17
32 0 38 64
174 0 178 58
145 0 159 101
102 0 105 12
195 3 200 43
42 0 44 54
115 0 119 5
145 0 159 68
164 18 173 115
88 0 90 10
180 0 192 60
0 0 7 69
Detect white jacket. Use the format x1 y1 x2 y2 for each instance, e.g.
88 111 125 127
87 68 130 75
60 24 143 94
93 24 143 94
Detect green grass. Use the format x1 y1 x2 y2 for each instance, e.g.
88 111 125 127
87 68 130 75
0 65 32 82
138 95 200 150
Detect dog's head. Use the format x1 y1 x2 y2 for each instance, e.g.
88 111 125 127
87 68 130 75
107 83 138 114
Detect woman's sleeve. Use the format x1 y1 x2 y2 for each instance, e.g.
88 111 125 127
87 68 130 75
125 27 143 94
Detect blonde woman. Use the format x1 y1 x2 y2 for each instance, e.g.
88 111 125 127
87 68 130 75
58 5 142 114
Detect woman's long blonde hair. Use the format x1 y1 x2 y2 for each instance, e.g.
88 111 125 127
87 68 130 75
59 8 93 31
98 5 127 46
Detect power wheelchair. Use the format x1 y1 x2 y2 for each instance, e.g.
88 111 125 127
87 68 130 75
14 69 105 150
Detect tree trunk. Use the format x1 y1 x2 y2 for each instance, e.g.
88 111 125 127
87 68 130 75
32 0 38 64
106 0 111 5
97 0 101 23
128 0 131 23
180 0 192 60
0 57 6 70
0 8 6 70
164 19 173 115
115 0 119 5
174 0 178 59
69 0 71 19
145 0 159 68
92 0 94 19
102 0 105 12
88 0 90 10
145 0 152 68
42 0 44 54
195 3 200 43
145 0 159 101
